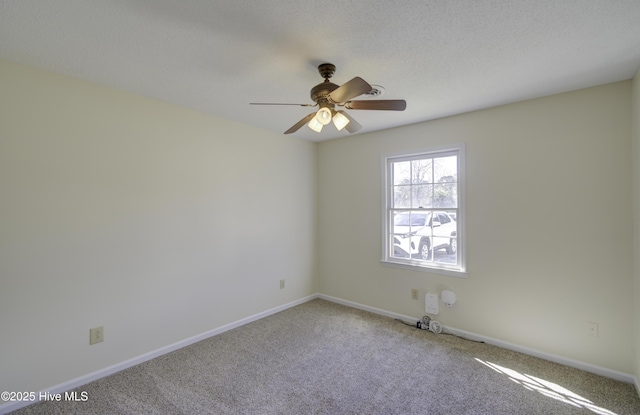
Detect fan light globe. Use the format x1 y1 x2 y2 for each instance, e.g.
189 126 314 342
308 117 323 133
316 107 332 125
332 111 350 131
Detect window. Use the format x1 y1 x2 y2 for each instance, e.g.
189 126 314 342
382 144 466 276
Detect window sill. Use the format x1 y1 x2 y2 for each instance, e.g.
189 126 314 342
380 259 467 278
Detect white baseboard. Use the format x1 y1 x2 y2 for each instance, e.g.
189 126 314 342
0 294 318 415
443 326 635 384
318 294 637 385
317 293 419 323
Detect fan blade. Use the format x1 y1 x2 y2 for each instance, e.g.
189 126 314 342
250 103 316 107
335 110 362 133
284 112 316 134
328 77 372 103
344 100 406 111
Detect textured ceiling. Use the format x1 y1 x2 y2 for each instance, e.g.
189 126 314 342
1 0 640 142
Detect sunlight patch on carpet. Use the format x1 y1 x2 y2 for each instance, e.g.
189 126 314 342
474 358 617 415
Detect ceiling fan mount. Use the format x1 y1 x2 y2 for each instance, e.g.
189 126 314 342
250 63 406 134
317 63 336 80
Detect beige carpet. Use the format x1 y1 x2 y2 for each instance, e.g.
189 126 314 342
11 299 640 414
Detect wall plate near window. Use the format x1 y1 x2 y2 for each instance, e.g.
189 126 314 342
381 143 466 277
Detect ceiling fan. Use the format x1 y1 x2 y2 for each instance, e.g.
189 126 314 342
250 63 406 134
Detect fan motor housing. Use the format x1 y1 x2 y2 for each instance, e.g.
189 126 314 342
310 81 339 105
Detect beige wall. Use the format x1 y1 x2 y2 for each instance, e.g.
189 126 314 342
0 59 317 393
318 81 633 374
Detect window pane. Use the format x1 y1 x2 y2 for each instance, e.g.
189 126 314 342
434 246 457 265
433 183 457 208
434 156 457 183
432 211 457 265
411 159 432 183
393 161 410 185
391 211 434 260
393 185 411 208
412 185 432 208
391 235 408 258
391 211 413 259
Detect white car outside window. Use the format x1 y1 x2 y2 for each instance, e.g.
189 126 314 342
392 211 457 260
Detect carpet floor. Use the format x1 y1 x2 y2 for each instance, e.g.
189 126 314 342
10 299 640 414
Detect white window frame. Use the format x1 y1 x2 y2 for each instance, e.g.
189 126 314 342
381 143 466 277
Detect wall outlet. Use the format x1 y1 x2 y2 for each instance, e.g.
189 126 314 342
586 321 598 337
411 289 419 300
89 326 104 345
280 279 285 289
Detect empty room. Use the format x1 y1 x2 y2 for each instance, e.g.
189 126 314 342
2 1 640 414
